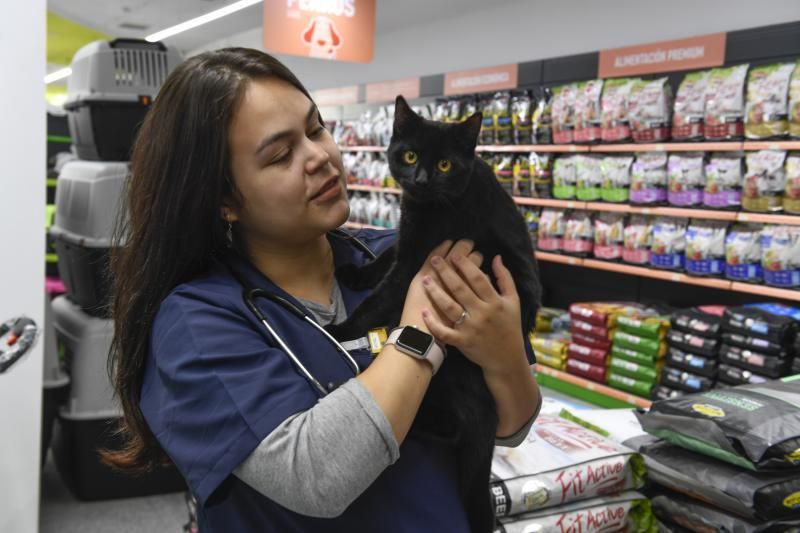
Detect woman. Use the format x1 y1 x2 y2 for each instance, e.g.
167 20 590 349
105 48 541 532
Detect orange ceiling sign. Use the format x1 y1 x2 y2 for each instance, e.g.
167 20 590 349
444 64 518 96
312 85 359 106
263 0 375 63
599 33 726 78
365 77 420 103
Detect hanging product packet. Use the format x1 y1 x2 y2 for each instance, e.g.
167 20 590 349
784 152 800 214
667 152 705 207
573 79 604 143
537 209 566 252
672 70 710 141
745 62 795 139
637 375 800 471
575 154 603 201
552 84 577 144
628 77 672 143
563 211 594 256
511 92 533 145
790 61 800 138
520 206 541 249
529 152 554 198
761 225 800 288
593 213 626 260
725 224 764 282
493 91 514 145
600 155 634 203
685 220 728 277
513 155 532 197
704 64 749 141
432 98 449 122
630 152 668 205
623 215 652 265
600 78 636 143
553 155 577 199
743 150 787 212
703 152 744 209
445 97 463 123
479 97 496 145
532 87 553 144
494 153 515 196
494 492 655 533
650 217 688 270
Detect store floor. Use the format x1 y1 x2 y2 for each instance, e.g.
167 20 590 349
39 387 593 532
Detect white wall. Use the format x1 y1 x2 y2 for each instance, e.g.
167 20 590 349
0 0 46 531
191 0 800 91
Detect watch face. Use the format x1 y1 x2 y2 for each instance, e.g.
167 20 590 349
396 327 433 357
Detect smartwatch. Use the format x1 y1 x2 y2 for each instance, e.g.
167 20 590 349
385 326 446 375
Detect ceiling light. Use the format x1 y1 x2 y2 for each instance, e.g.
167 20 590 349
145 0 262 42
44 67 72 84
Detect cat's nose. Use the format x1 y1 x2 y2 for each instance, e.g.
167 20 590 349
414 168 428 185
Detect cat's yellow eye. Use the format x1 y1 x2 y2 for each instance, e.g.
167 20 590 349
437 159 452 173
402 150 418 165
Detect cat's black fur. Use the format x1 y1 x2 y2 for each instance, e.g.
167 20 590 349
327 95 541 533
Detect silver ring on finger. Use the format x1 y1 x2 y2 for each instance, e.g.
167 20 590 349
454 309 468 327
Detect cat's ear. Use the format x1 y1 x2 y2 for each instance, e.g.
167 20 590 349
459 111 483 152
393 95 419 134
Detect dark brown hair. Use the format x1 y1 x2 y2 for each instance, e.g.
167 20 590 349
102 48 314 471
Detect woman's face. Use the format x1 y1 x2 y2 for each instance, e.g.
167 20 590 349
226 77 349 249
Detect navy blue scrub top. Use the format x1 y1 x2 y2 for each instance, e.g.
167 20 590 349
141 228 536 532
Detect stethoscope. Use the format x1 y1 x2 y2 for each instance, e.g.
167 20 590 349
229 230 378 397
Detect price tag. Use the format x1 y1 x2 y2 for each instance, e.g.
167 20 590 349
671 273 681 282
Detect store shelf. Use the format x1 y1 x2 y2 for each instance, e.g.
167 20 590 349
729 282 800 301
737 212 800 226
742 141 800 151
593 142 743 153
343 222 386 230
476 144 591 153
339 146 387 152
534 364 652 409
347 184 402 194
535 251 582 266
514 197 584 209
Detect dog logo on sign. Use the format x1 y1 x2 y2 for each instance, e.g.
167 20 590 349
302 16 341 59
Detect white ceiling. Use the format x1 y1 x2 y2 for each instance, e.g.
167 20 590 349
48 0 509 57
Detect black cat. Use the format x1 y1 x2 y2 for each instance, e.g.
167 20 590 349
329 95 541 533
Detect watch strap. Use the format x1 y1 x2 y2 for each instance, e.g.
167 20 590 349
385 327 446 375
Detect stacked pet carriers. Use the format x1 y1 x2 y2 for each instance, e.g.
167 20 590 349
49 38 185 500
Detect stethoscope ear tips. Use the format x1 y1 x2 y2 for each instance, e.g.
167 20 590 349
327 382 337 392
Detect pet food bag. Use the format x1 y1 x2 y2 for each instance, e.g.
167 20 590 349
563 211 594 256
637 375 800 471
574 332 612 351
571 319 613 342
494 153 516 196
520 206 540 249
641 439 800 521
685 220 728 277
575 155 603 201
601 155 634 203
537 209 566 252
623 215 653 265
667 153 705 207
552 84 577 144
704 152 744 209
494 492 655 533
745 63 795 139
614 331 666 360
722 332 792 359
652 385 684 402
529 152 554 199
608 357 660 384
672 70 710 141
566 358 607 383
650 217 688 270
607 372 657 398
493 92 514 145
513 155 532 197
717 363 769 386
665 347 719 379
666 329 720 358
530 332 570 370
629 78 672 143
479 97 496 145
631 152 668 205
612 344 662 367
660 367 715 393
601 78 637 143
573 79 604 144
594 213 626 260
743 150 787 212
722 304 800 344
704 64 749 141
553 156 577 199
790 62 800 139
726 224 764 282
616 315 669 341
569 302 648 328
532 87 553 145
761 225 800 288
534 307 571 333
784 153 800 214
568 342 609 366
671 306 726 339
511 92 533 145
718 343 791 379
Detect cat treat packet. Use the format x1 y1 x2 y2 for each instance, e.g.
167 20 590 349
743 150 787 212
790 62 800 138
761 225 800 288
520 206 541 249
704 64 749 141
552 84 577 144
672 70 710 141
553 155 578 199
511 92 533 145
703 152 744 209
601 78 637 143
623 215 653 265
479 97 496 145
493 91 514 145
532 87 553 144
725 224 764 283
629 77 672 143
667 153 705 207
513 154 532 197
494 153 515 196
575 154 603 201
537 209 566 252
631 152 668 205
784 152 800 214
529 152 554 198
745 62 795 139
573 79 604 144
563 211 594 256
685 220 728 277
650 217 688 270
600 155 634 203
593 213 626 261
